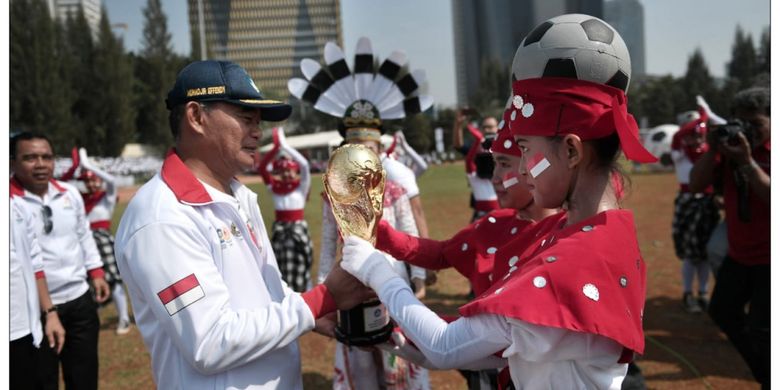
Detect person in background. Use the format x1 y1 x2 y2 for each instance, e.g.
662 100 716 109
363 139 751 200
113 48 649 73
670 109 720 313
10 194 66 390
11 131 110 390
453 111 500 222
257 127 314 292
689 87 770 389
62 147 133 334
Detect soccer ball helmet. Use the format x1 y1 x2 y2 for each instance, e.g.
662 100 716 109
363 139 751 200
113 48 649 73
511 14 632 93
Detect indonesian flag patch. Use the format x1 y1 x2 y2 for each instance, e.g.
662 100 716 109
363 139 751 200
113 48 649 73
158 274 205 316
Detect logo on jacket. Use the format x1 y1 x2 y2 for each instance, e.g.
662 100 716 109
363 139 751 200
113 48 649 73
216 226 233 248
230 222 242 239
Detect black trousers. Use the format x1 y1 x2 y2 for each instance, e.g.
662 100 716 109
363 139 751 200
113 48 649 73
35 291 100 390
11 334 36 390
708 257 770 389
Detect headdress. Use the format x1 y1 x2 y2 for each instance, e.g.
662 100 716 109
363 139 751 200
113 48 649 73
288 37 433 143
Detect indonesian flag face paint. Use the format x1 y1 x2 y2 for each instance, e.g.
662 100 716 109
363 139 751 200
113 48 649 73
158 274 205 316
527 152 551 179
502 171 520 189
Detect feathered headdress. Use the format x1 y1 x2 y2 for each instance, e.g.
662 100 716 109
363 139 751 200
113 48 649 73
288 37 433 142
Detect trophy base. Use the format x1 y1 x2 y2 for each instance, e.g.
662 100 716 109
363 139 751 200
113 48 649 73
334 300 394 347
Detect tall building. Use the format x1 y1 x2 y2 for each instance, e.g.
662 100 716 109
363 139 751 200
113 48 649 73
451 0 603 105
604 0 646 77
188 0 342 99
47 0 102 36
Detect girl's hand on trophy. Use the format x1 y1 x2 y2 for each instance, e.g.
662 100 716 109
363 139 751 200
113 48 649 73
341 236 401 291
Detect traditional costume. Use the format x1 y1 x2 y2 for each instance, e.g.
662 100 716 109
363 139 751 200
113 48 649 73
290 37 433 390
257 128 313 292
465 124 499 221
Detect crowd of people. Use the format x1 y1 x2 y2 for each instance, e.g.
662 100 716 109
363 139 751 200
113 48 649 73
9 13 770 390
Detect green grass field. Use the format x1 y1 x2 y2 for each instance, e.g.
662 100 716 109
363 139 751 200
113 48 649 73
99 163 758 389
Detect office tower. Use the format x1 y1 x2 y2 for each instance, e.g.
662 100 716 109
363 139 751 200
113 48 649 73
604 0 646 77
188 0 342 98
451 0 603 105
47 0 102 36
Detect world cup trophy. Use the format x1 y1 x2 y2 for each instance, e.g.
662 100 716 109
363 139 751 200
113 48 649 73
323 144 394 346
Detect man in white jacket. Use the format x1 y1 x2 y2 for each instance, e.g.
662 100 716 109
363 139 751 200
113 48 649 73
10 194 66 389
115 60 370 389
11 132 109 390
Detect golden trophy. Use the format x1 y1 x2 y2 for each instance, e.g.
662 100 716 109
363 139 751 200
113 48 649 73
323 144 393 346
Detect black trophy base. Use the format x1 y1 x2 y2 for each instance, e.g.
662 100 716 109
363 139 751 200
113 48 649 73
334 299 393 347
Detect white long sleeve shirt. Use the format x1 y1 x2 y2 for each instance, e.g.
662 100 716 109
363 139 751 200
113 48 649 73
11 178 103 305
377 278 628 389
115 152 317 390
10 196 45 346
382 158 420 198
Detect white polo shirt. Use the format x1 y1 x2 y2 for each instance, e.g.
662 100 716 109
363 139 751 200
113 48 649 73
115 151 317 390
11 178 103 305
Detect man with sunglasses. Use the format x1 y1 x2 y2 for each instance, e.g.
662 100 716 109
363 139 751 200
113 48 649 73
10 132 110 390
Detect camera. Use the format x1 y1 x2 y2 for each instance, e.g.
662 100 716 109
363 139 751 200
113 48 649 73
713 119 754 147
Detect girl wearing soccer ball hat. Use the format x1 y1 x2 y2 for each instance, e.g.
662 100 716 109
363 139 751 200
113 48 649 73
339 14 654 389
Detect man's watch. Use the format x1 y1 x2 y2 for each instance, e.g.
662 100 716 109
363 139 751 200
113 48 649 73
42 305 58 316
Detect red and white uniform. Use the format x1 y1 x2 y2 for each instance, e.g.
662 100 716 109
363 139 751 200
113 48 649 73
370 210 646 389
80 158 118 230
257 129 311 222
115 150 334 390
10 195 46 346
377 208 530 296
10 178 104 305
464 124 498 212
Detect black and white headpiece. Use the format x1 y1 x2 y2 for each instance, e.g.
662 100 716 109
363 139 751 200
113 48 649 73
288 37 433 142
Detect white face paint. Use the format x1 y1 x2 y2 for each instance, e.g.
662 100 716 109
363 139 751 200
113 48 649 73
502 176 519 188
527 153 551 178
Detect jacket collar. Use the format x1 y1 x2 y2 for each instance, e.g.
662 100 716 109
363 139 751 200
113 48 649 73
160 149 214 205
10 176 66 198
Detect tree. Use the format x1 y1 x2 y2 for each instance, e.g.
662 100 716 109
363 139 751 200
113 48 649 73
93 7 136 156
681 48 717 110
10 0 76 153
135 0 177 151
632 75 686 127
757 27 770 74
64 7 100 150
470 58 510 119
727 26 757 89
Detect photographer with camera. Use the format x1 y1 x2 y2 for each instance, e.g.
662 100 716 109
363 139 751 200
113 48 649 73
689 87 770 389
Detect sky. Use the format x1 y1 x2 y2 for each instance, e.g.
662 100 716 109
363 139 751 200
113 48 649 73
105 0 770 108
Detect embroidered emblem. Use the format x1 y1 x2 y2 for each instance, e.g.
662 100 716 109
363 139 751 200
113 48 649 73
230 222 242 238
157 274 205 316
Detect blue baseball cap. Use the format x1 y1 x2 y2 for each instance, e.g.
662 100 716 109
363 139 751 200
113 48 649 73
166 60 292 122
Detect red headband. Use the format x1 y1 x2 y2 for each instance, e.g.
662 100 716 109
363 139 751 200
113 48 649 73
505 78 657 163
490 127 523 158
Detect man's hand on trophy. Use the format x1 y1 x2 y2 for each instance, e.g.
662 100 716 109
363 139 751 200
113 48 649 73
322 264 374 310
341 236 400 292
313 312 338 338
